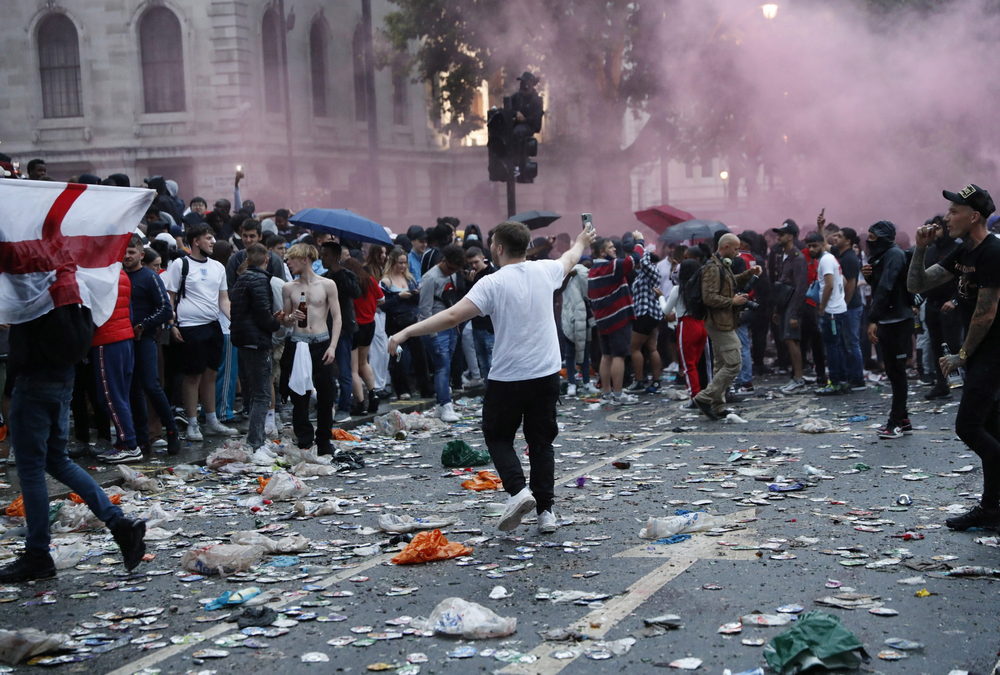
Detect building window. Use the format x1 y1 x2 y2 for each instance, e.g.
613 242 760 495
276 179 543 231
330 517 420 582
38 14 82 119
352 24 369 122
262 9 283 113
139 7 185 113
701 159 713 178
685 163 694 179
392 71 409 126
309 20 328 117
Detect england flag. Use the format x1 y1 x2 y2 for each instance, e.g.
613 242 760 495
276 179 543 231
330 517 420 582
0 179 154 326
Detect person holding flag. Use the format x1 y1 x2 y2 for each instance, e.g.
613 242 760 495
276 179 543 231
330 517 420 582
0 179 148 582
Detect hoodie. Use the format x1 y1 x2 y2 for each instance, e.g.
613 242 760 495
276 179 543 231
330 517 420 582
866 221 912 323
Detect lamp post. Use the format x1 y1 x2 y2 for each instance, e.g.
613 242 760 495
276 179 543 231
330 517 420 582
361 0 381 220
278 0 294 188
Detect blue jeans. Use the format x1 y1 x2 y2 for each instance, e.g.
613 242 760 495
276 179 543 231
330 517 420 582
430 328 458 404
335 333 353 412
736 324 752 385
473 328 495 380
563 336 592 384
11 371 124 552
844 306 865 385
821 311 851 385
131 336 177 449
215 337 238 420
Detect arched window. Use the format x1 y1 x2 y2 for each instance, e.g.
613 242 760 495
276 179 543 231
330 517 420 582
261 9 283 113
139 7 185 113
38 14 82 118
352 24 369 122
309 20 328 117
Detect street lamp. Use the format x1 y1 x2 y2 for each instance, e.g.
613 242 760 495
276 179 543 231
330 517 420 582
719 170 729 181
761 3 779 20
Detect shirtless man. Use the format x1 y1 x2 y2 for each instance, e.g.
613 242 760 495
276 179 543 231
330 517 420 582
281 243 341 455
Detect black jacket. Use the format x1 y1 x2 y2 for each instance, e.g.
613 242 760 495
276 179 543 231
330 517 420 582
230 268 280 349
9 304 94 380
868 245 912 323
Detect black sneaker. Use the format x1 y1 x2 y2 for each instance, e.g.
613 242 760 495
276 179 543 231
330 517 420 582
897 418 913 434
166 429 180 456
694 397 720 421
945 505 1000 531
924 387 951 401
111 518 147 572
877 423 904 439
0 549 56 583
367 393 380 414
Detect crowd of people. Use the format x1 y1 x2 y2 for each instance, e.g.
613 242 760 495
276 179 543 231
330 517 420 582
2 155 1000 582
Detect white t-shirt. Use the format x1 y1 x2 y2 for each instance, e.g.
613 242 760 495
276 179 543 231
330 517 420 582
163 256 228 327
465 259 564 382
817 251 847 314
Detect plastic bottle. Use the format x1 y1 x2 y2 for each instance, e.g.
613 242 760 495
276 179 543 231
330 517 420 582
297 292 308 328
941 343 965 388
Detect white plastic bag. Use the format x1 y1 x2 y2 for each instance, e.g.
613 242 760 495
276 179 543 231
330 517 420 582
260 471 311 501
292 461 338 477
415 597 516 639
374 410 408 436
118 465 159 492
230 530 310 553
50 539 89 570
51 502 103 533
639 511 727 539
0 628 69 665
377 513 455 534
294 499 347 517
180 543 264 575
206 445 250 470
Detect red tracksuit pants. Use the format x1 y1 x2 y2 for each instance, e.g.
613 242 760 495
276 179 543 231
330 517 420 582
677 316 707 397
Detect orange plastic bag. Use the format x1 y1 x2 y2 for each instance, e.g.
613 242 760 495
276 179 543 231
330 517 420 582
256 476 270 494
461 470 503 491
391 529 473 565
68 492 122 505
4 495 24 517
332 429 360 441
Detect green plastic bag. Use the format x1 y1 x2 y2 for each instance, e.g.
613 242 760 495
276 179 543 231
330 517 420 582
764 611 868 673
441 440 491 468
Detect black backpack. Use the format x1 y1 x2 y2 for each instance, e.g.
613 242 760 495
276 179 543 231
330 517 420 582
682 266 707 320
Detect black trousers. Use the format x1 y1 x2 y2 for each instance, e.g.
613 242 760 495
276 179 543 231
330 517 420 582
924 301 964 389
481 373 560 514
282 339 337 453
800 304 826 381
877 319 913 423
956 348 1000 509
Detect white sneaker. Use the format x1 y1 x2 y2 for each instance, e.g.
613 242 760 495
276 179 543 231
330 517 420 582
566 383 577 397
204 419 238 436
438 403 460 423
582 382 601 396
780 379 806 394
151 438 168 448
185 423 203 442
613 392 640 405
498 489 536 531
537 510 558 534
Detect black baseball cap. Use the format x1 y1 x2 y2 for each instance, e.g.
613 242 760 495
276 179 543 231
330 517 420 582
771 219 799 236
804 232 825 244
943 184 995 219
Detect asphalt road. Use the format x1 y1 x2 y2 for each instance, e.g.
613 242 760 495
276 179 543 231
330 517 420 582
1 376 999 674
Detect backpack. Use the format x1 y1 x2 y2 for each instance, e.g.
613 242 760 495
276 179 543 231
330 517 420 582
682 266 707 320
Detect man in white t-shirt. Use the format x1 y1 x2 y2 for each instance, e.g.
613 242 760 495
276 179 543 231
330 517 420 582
805 232 850 395
163 224 238 441
390 220 597 535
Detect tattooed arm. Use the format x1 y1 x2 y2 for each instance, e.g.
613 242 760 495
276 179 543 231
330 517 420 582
907 245 954 294
941 286 1000 374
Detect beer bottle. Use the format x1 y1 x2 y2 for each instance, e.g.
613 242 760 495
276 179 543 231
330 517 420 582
297 292 308 328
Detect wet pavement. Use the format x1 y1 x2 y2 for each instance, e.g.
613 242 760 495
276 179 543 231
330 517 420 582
1 376 998 674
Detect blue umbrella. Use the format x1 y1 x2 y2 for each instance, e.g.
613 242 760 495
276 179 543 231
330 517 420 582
289 208 393 246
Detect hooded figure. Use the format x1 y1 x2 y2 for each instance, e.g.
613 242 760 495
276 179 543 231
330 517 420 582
866 220 911 324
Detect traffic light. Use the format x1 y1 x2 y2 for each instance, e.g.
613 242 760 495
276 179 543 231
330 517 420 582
487 107 512 182
517 135 538 184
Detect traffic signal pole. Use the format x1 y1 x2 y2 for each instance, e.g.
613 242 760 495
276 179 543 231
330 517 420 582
506 171 516 217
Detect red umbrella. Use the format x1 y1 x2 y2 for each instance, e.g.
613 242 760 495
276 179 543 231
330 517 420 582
635 204 697 235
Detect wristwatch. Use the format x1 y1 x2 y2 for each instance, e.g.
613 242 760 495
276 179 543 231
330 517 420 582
959 347 968 361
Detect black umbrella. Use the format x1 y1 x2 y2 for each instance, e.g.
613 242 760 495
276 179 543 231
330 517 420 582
658 219 729 244
508 210 561 230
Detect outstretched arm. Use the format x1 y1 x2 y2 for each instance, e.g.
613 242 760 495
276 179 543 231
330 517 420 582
388 298 481 355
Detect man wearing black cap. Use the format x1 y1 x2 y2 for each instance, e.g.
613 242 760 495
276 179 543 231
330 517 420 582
863 220 913 439
908 184 1000 531
771 220 809 393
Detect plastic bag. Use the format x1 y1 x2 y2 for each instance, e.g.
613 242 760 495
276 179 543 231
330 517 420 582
68 492 122 505
374 410 408 436
260 471 311 501
764 611 867 673
796 418 838 434
230 530 310 553
279 445 330 466
378 514 455 534
143 500 179 529
0 628 69 665
441 440 491 468
50 539 89 570
181 543 265 575
118 465 159 492
461 470 503 491
206 445 250 470
414 597 516 639
3 496 24 517
391 529 473 565
294 499 347 517
51 502 103 533
639 511 727 539
292 461 338 477
169 464 202 480
332 428 359 441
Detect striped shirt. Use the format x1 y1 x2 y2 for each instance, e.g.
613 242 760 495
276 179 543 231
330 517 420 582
587 243 644 335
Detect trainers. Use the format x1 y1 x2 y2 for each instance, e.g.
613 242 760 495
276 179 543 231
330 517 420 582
333 410 352 423
111 518 147 572
498 488 536 531
582 382 602 396
645 381 661 395
151 438 168 448
897 417 913 434
877 424 904 439
566 383 577 397
600 392 615 405
924 386 951 400
625 381 646 393
683 398 698 410
0 549 56 583
165 430 180 456
944 505 1000 531
736 383 755 394
694 397 720 421
849 382 867 392
399 392 411 400
104 447 143 463
438 403 460 423
815 383 845 396
204 419 238 436
185 423 203 442
537 510 558 534
780 379 806 394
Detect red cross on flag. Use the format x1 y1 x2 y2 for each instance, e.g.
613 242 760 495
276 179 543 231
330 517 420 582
0 179 154 326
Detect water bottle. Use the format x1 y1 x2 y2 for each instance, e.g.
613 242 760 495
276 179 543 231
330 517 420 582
941 343 965 388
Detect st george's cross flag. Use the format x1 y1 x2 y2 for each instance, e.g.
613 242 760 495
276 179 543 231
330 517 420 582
0 179 154 326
